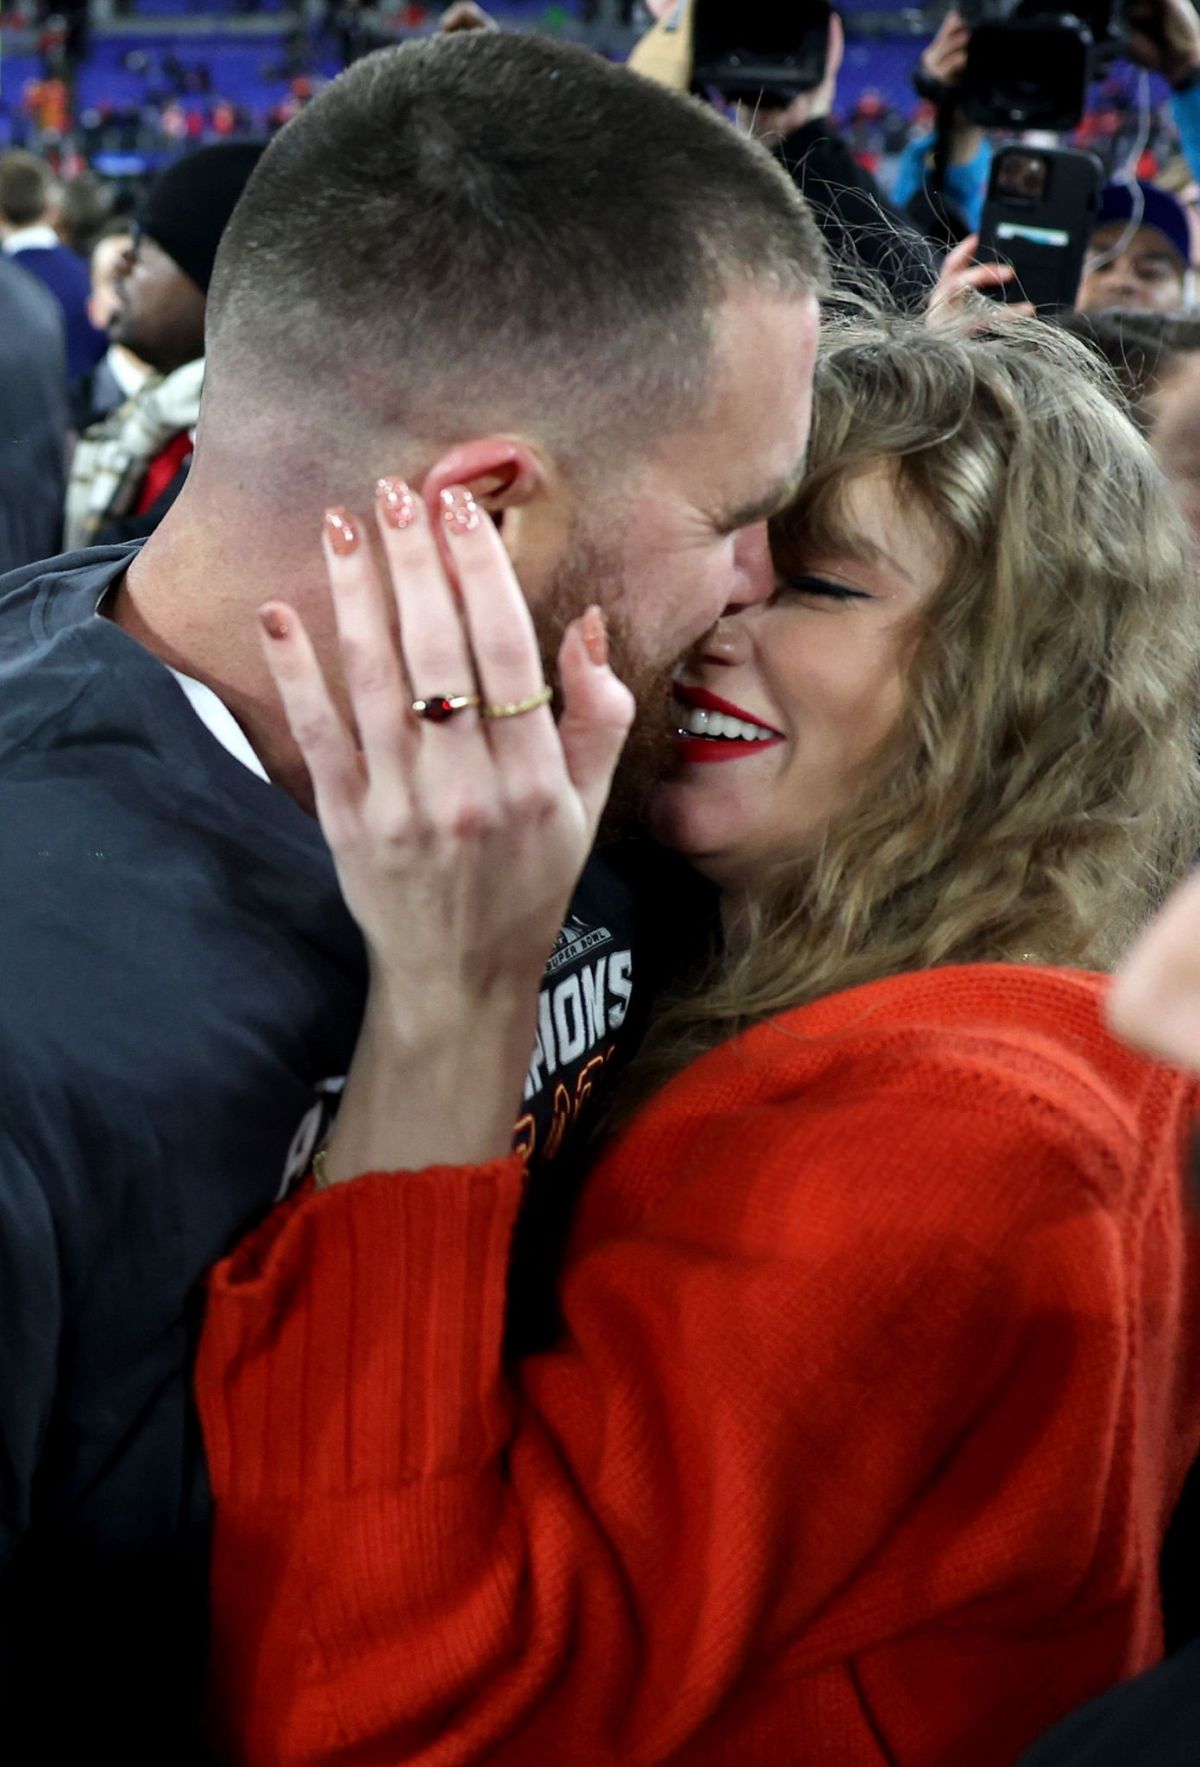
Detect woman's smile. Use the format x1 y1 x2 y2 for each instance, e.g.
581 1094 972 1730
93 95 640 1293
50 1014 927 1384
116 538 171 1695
671 681 785 764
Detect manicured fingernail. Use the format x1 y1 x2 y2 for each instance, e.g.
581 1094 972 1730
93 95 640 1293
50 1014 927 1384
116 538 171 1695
259 606 290 641
376 477 417 530
581 604 608 667
440 486 480 534
323 508 359 555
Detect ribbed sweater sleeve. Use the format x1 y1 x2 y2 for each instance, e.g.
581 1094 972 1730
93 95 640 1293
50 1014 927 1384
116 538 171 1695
200 1160 526 1492
197 1020 1166 1767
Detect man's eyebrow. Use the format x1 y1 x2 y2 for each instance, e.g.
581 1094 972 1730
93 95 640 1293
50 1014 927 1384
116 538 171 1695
715 468 807 534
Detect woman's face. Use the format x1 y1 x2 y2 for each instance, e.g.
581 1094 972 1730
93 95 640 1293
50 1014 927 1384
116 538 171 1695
1149 356 1200 545
648 465 947 893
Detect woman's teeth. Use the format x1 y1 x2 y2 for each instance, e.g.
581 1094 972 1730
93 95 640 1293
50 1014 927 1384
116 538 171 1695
674 703 776 742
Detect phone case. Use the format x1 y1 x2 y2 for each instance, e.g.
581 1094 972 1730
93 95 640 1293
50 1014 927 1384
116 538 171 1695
977 146 1104 313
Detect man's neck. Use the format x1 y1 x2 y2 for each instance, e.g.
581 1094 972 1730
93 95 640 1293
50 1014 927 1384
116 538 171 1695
111 493 334 814
2 220 59 255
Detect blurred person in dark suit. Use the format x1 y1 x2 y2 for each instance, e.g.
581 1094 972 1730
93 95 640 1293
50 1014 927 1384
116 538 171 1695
0 255 67 572
70 220 150 434
0 150 103 381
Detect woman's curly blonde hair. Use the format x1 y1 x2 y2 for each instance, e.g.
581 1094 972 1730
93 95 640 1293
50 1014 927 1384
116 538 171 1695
627 312 1200 1093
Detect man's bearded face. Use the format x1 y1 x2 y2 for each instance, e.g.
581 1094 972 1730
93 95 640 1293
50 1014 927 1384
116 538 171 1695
532 521 680 838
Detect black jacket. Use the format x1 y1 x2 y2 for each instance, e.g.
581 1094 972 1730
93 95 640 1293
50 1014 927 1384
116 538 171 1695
0 259 66 573
776 118 939 312
0 546 653 1760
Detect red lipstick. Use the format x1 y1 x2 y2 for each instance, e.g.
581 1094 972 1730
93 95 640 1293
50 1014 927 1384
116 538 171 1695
674 683 783 733
672 681 784 765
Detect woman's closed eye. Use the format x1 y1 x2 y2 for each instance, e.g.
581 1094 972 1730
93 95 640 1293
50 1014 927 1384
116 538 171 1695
775 573 874 605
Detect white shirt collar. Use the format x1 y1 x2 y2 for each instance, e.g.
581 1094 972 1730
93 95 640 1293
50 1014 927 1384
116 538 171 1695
3 223 61 254
167 668 270 782
106 345 150 401
91 598 268 783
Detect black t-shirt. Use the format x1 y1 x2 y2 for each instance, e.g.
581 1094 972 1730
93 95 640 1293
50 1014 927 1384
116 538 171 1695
1019 1641 1200 1767
0 546 651 1759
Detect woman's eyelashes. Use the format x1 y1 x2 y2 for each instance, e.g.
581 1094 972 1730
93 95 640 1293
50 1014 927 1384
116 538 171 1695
775 573 874 604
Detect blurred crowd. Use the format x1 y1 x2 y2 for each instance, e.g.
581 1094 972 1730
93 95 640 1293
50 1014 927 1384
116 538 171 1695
14 0 1200 578
0 8 1197 177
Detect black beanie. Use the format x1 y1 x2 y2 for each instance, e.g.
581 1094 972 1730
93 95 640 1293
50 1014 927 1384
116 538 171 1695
137 141 266 295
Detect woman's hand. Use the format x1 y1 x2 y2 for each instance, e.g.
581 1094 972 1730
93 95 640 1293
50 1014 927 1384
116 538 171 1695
927 234 1036 328
1109 868 1200 1071
258 479 634 1177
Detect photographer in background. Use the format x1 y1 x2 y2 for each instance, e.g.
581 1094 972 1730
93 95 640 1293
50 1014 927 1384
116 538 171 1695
893 10 991 244
735 11 939 307
631 2 938 308
900 0 1200 300
1128 0 1200 180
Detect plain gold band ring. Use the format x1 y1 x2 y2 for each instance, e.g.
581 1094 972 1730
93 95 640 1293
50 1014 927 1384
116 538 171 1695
482 685 554 721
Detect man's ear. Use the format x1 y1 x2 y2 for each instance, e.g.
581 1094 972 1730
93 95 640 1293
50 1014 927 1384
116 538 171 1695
420 438 550 527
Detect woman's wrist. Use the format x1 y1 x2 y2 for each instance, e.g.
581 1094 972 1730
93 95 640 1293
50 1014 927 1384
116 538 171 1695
319 986 539 1185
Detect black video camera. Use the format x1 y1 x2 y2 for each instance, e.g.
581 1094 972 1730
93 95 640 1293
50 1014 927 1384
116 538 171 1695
690 0 833 105
958 0 1127 130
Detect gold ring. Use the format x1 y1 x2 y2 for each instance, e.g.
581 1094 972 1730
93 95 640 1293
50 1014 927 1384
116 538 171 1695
482 685 553 721
410 693 481 723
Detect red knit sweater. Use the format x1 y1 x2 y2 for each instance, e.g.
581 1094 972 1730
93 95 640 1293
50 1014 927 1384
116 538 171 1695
198 965 1200 1766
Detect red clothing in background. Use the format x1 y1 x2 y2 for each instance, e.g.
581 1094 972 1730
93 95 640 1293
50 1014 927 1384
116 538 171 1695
199 965 1200 1765
133 429 193 516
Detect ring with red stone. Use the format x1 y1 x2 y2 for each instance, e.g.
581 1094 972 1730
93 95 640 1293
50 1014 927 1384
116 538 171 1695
410 693 481 723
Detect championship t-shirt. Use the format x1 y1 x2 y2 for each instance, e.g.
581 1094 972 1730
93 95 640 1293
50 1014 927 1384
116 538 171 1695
0 545 652 1759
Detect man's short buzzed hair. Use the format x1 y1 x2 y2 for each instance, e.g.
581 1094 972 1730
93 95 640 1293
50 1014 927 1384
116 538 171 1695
0 151 52 228
206 33 825 475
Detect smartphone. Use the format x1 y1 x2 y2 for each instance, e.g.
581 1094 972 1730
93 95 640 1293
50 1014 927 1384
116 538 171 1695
977 145 1104 313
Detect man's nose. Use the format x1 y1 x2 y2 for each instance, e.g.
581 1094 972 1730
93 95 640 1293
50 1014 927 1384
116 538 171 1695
726 522 775 612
